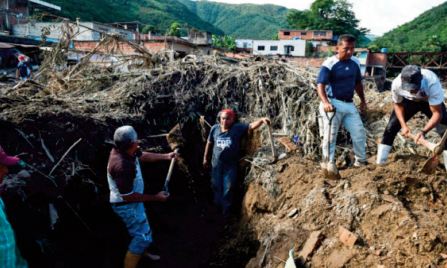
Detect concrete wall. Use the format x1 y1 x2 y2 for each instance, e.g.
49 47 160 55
235 39 253 49
279 30 333 41
12 21 134 41
252 40 305 57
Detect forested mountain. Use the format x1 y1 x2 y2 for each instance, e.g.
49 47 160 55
44 0 224 35
178 0 289 39
371 2 447 52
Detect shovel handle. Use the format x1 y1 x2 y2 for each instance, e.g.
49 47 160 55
266 124 277 159
164 148 179 192
406 133 436 152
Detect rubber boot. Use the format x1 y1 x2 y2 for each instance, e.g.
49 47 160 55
124 251 141 268
376 144 392 164
443 151 447 173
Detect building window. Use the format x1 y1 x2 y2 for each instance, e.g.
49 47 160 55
301 32 307 35
314 31 327 36
243 42 248 48
257 46 265 51
270 46 278 51
290 46 294 51
284 31 290 36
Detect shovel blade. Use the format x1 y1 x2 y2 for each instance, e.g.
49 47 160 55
421 155 440 174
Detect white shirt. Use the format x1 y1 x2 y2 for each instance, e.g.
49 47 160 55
392 69 444 105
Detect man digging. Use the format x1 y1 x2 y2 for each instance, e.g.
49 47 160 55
376 65 447 170
107 126 176 268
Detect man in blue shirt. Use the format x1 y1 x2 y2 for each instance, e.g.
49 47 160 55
317 34 367 177
203 109 270 217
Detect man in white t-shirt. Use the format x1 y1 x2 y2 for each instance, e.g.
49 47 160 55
377 65 447 170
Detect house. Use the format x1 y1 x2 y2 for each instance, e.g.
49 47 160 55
278 29 333 42
12 21 135 43
187 29 212 46
252 40 306 57
235 39 253 52
0 0 61 32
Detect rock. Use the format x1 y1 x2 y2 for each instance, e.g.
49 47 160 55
287 208 299 218
326 248 355 268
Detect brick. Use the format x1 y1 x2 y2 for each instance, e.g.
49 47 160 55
277 137 298 152
298 230 323 261
339 226 358 248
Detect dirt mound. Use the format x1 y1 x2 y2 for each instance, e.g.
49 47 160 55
239 153 447 267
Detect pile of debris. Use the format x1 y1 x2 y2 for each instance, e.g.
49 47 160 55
1 37 445 267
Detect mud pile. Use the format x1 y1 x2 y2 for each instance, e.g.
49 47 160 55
1 47 445 267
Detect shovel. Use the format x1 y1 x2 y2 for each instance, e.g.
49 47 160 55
323 108 340 179
408 131 447 174
266 123 278 163
163 148 179 193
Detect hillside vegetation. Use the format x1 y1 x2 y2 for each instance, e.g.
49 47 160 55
177 0 289 39
372 2 447 52
45 0 224 35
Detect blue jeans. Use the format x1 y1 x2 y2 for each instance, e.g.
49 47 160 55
211 163 238 216
319 99 366 163
112 202 152 255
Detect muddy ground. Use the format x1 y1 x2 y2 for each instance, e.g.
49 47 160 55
1 54 447 268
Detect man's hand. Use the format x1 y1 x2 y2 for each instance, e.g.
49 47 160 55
166 151 178 160
359 101 367 114
413 131 425 144
154 191 170 202
400 126 411 137
203 159 210 170
262 118 271 125
323 102 334 113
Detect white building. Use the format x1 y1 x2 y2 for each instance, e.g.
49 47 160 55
252 40 305 57
12 21 135 42
235 39 253 49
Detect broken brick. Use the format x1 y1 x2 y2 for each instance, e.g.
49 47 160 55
298 230 323 261
277 137 298 152
339 226 358 248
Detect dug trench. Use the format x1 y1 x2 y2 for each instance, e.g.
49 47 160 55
3 54 447 267
0 111 262 268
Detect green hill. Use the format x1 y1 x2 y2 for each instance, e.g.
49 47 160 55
44 0 224 35
178 0 289 39
372 2 447 52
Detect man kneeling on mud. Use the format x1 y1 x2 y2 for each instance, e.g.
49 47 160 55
376 65 447 170
107 126 176 268
203 109 270 218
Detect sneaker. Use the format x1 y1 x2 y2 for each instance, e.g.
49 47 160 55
327 162 339 175
144 252 161 261
320 162 327 171
354 159 368 167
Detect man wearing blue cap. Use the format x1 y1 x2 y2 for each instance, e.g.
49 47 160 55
377 65 447 169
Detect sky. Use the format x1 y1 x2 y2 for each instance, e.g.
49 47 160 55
203 0 446 36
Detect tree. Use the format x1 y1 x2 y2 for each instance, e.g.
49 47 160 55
141 25 158 34
287 0 369 42
166 22 181 37
212 35 236 51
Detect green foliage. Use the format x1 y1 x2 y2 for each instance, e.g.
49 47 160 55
167 22 181 37
372 2 447 52
212 35 236 51
287 0 369 43
141 25 158 34
178 0 289 39
44 0 224 35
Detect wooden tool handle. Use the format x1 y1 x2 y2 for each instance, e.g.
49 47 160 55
407 133 436 152
164 148 179 192
267 125 277 159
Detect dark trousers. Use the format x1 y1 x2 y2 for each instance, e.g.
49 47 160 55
381 98 447 147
